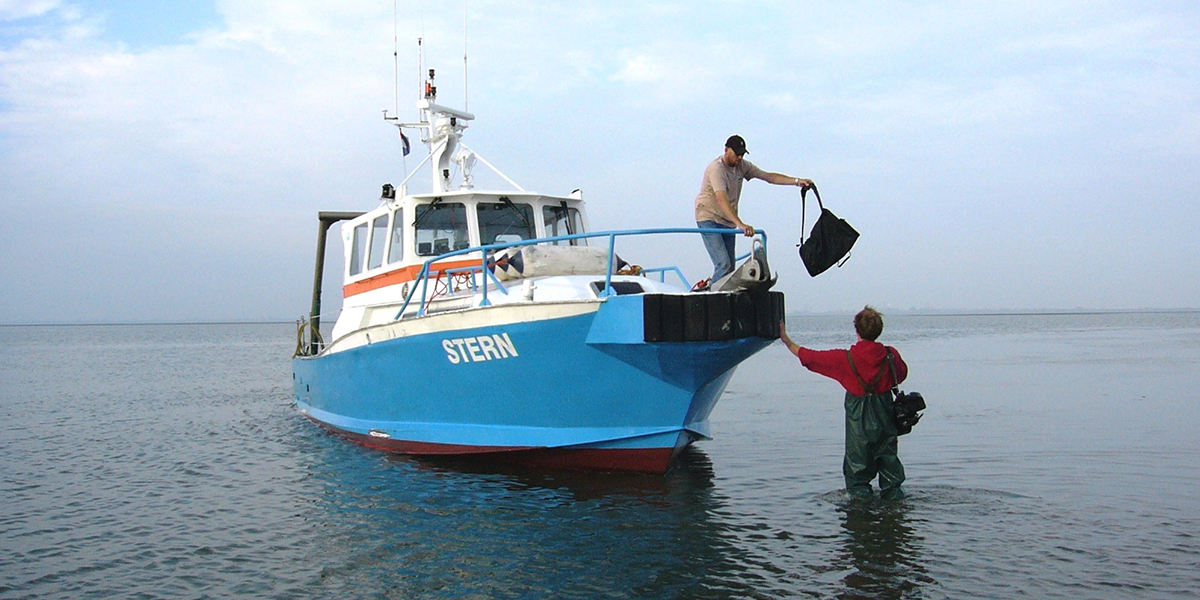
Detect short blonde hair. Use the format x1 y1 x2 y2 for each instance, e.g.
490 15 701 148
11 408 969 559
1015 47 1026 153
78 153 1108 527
854 306 884 341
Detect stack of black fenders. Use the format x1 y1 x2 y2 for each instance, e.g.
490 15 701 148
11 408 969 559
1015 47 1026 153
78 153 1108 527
642 291 785 342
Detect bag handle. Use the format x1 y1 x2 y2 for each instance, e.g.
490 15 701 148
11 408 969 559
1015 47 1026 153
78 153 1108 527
802 184 824 210
798 184 822 245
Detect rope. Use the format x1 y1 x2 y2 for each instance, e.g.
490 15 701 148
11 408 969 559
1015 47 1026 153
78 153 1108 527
293 318 325 357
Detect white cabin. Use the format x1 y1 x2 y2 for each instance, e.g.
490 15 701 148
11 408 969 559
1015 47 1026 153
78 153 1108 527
331 190 594 339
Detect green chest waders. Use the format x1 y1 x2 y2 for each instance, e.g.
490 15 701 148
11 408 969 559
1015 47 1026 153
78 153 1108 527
846 351 906 499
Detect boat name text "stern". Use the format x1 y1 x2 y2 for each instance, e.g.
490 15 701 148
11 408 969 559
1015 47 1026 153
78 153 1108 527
442 333 519 364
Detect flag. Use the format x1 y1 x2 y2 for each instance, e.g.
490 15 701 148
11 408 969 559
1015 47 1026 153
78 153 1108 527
399 130 410 156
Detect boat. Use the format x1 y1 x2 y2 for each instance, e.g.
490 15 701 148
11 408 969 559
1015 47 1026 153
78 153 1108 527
291 67 785 473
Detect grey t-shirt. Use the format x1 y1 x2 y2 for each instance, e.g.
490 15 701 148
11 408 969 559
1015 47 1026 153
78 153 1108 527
693 157 767 226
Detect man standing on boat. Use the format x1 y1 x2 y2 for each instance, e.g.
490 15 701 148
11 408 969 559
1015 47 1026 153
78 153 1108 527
693 134 814 288
778 307 909 500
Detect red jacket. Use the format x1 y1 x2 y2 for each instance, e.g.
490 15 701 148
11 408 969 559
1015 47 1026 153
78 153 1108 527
795 340 908 395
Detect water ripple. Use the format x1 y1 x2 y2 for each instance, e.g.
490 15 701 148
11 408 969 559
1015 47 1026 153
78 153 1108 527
2 319 1199 599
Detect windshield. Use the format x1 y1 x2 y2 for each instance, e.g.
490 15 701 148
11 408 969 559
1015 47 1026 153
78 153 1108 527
543 204 586 246
414 202 468 256
479 200 534 246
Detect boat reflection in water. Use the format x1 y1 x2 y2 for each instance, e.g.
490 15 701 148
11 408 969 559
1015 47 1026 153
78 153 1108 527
296 444 789 597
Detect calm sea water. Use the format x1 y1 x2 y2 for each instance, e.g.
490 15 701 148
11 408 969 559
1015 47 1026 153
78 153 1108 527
2 312 1199 599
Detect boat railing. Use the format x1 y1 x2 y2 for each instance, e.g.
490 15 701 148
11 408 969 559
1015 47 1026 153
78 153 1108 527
394 227 767 319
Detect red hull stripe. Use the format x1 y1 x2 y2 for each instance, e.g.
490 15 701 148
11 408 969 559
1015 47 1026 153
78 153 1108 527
343 259 483 298
308 417 678 474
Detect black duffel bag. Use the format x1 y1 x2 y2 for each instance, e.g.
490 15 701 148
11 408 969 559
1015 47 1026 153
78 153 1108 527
797 186 859 277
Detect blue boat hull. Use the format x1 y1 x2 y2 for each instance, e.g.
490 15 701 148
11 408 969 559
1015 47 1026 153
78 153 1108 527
293 295 775 472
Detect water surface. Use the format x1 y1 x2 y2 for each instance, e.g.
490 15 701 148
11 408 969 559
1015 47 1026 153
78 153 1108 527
2 313 1198 598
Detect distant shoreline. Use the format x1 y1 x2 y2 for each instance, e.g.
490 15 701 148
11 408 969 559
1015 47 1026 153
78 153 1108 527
802 308 1200 317
0 320 295 327
3 308 1199 327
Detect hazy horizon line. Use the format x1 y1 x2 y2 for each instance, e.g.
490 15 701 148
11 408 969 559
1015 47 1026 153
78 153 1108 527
3 307 1199 327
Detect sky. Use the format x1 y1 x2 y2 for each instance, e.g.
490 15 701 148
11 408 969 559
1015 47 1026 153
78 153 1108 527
1 1 1198 324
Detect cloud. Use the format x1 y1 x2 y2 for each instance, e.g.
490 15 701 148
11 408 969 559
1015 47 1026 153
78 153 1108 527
610 42 725 101
0 0 60 21
1000 13 1172 54
1 2 405 200
2 1 1200 322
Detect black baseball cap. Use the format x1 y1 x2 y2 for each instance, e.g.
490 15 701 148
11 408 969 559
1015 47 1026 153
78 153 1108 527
725 135 748 156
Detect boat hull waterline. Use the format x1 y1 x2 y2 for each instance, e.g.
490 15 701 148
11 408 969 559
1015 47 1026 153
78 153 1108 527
293 297 774 473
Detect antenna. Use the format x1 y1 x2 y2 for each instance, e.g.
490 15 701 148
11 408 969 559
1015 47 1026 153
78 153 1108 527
463 0 469 111
419 7 427 105
392 0 399 117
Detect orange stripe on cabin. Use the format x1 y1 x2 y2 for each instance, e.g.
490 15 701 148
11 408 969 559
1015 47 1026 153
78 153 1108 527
343 259 484 298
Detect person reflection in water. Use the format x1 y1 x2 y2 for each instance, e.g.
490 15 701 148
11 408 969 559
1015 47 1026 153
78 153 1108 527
836 501 928 599
779 306 908 499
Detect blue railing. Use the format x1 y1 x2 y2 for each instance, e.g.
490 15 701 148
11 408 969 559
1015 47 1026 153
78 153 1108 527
394 227 767 318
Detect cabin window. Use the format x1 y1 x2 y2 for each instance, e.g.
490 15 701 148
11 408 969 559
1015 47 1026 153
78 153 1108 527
368 215 388 270
479 200 534 246
414 202 468 257
387 209 405 264
349 222 368 276
543 205 586 246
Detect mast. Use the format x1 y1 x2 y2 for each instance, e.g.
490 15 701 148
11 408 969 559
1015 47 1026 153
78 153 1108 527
386 42 524 195
420 69 474 193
